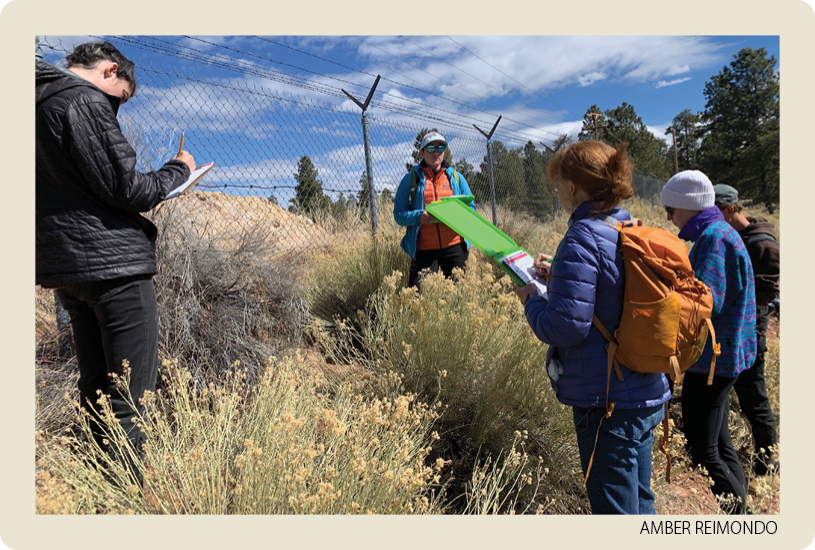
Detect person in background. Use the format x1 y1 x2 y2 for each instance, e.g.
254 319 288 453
517 140 670 514
393 131 475 288
714 184 780 476
661 171 756 514
36 42 195 482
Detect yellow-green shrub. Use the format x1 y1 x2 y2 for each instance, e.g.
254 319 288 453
315 257 585 512
305 232 410 326
36 355 446 515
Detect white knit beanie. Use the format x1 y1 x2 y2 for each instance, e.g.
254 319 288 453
660 170 715 211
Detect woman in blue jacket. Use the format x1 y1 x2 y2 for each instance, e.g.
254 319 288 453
393 132 475 288
516 141 671 514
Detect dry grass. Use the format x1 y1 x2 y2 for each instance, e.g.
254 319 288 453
34 196 780 515
304 230 410 328
312 257 586 514
36 354 447 514
652 330 780 515
152 207 308 383
35 353 559 515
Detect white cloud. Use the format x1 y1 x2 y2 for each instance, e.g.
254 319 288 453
578 72 607 87
655 77 692 89
353 36 728 100
646 123 672 140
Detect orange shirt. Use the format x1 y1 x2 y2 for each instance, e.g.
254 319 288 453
416 166 463 251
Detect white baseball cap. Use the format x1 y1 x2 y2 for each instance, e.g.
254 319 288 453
420 131 447 150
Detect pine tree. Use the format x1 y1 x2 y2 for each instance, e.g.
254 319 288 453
357 170 372 210
666 109 703 172
602 102 671 180
454 157 475 183
522 141 552 218
291 156 330 214
699 47 779 208
379 187 394 203
478 141 525 209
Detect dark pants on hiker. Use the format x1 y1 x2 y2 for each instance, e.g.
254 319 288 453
56 274 159 480
682 372 747 514
407 241 468 288
733 308 778 475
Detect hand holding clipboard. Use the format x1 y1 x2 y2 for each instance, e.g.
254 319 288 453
166 132 215 200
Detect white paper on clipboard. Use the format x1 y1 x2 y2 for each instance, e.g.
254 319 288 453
165 162 216 200
498 250 549 298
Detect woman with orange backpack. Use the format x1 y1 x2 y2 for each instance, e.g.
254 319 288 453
661 171 757 514
516 141 671 514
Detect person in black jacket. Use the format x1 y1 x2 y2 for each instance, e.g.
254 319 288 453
714 184 780 476
36 42 194 480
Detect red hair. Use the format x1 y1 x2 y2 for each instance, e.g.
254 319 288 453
547 140 634 212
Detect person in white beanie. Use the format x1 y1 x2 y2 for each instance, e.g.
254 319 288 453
661 170 757 514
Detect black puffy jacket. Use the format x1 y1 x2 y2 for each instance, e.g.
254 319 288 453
35 61 190 288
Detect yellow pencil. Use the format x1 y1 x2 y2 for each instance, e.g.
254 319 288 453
177 132 184 156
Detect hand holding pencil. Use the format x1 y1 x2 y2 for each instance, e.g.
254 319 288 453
173 132 196 173
533 253 553 277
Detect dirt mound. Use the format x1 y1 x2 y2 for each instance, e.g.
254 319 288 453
157 191 329 258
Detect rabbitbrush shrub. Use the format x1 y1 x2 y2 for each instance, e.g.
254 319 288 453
35 354 448 514
305 231 410 327
315 257 586 513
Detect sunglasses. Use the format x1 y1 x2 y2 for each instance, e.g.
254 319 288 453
664 206 675 216
424 144 447 153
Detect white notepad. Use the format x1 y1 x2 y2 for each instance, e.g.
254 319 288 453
498 250 549 298
165 162 216 200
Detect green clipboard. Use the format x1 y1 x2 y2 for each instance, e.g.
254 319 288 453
425 195 530 286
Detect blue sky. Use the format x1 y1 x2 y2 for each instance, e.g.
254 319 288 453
38 35 780 203
74 36 778 138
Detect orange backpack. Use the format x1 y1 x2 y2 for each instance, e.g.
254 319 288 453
586 217 721 483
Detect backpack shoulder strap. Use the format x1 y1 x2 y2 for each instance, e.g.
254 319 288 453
408 171 419 211
592 314 624 383
452 170 460 188
745 232 777 253
592 214 638 231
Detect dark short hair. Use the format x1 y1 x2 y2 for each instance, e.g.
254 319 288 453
65 41 137 96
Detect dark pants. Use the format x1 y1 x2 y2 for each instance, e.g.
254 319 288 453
682 372 747 514
573 404 664 514
56 275 158 468
408 241 468 288
733 312 778 474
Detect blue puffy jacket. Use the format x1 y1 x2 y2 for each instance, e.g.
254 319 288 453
524 201 671 409
393 162 474 259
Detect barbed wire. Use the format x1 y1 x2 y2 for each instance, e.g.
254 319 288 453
254 35 566 142
37 36 666 257
47 35 562 147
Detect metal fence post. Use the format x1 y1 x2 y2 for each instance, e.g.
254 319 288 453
474 117 502 226
486 141 497 225
361 111 377 235
342 76 381 237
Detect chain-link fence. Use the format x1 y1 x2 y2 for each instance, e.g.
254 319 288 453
39 37 666 254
